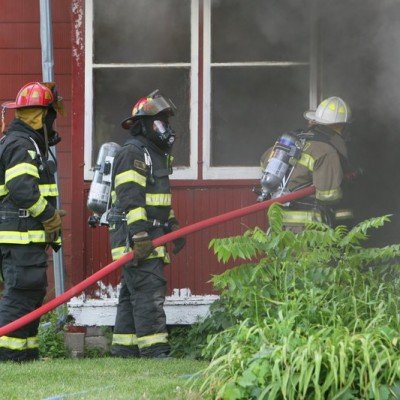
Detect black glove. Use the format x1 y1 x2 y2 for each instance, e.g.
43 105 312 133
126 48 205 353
170 224 186 254
132 232 154 261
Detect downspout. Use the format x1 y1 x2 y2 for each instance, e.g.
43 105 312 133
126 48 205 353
39 0 65 296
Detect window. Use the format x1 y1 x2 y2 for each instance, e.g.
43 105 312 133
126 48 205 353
203 0 312 179
84 0 198 180
85 0 315 180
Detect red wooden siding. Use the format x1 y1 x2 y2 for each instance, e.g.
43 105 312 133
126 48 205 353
0 0 73 294
84 183 267 295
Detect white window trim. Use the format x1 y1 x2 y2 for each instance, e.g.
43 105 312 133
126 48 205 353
202 0 314 180
84 0 199 180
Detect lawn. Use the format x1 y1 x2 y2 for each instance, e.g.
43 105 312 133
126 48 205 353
0 357 207 400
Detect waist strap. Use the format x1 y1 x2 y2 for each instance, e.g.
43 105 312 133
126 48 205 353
0 209 30 218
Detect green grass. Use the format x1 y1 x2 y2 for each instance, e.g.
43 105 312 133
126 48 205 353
0 357 207 400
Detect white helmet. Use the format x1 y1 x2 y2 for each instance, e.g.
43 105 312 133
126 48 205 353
304 97 351 125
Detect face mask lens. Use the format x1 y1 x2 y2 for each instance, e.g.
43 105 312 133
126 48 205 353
153 120 167 134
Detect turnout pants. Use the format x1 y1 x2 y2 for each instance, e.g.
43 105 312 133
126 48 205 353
0 244 48 362
111 258 170 358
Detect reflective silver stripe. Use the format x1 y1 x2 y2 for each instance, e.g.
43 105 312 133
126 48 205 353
0 184 9 196
282 210 322 225
26 336 39 349
137 332 168 349
115 170 146 188
297 152 315 171
335 209 354 220
111 246 131 261
316 187 342 202
112 333 138 346
39 184 59 197
126 207 147 225
5 162 39 183
27 196 47 217
146 193 171 206
0 336 27 350
0 230 47 244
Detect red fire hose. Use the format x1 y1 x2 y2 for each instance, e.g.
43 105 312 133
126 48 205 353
0 186 315 337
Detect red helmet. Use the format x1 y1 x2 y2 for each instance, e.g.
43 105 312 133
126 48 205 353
121 89 176 129
2 82 64 115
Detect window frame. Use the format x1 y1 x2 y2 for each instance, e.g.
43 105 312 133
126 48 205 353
84 0 199 180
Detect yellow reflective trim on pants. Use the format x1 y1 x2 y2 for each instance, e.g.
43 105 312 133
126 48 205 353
316 187 342 202
111 246 132 261
39 183 59 196
112 333 138 346
27 196 48 217
282 210 322 225
147 246 169 263
297 152 315 172
0 184 9 196
137 332 168 349
146 193 171 206
0 336 27 350
0 230 47 244
5 162 39 183
115 169 146 188
111 190 116 204
26 336 39 349
335 209 354 220
126 207 147 225
168 209 175 219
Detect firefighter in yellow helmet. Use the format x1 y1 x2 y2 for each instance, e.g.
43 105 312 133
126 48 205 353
259 96 353 231
109 90 185 358
0 82 66 362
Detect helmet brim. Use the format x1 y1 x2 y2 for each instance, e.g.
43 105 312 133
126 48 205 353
304 110 334 125
2 101 19 109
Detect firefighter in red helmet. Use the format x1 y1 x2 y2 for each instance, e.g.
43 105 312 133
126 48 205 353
0 82 66 362
109 90 185 358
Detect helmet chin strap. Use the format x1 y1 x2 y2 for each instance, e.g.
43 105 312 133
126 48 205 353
42 119 49 158
1 107 5 134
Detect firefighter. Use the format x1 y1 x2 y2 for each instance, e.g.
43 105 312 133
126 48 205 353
109 90 185 358
260 96 353 231
0 82 66 362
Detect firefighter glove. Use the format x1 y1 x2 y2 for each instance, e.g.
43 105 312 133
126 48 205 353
132 232 154 261
43 209 67 242
170 224 186 255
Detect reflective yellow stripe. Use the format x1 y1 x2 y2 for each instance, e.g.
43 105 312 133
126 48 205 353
0 336 27 350
168 209 175 219
126 207 147 225
0 230 47 244
147 246 170 263
146 193 171 206
111 190 116 204
111 246 131 261
282 210 322 225
39 184 59 197
0 184 8 196
112 333 138 346
26 336 39 349
27 196 47 217
5 162 39 183
335 209 354 220
137 332 168 349
297 152 315 171
115 170 146 188
316 187 342 202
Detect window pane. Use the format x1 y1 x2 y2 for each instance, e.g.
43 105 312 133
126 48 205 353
93 0 191 63
212 0 310 62
211 67 309 166
93 68 190 166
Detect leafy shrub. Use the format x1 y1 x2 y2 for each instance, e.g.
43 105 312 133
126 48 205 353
38 309 68 359
195 205 400 399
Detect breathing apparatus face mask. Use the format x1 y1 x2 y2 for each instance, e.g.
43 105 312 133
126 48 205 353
143 117 176 150
44 108 62 146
